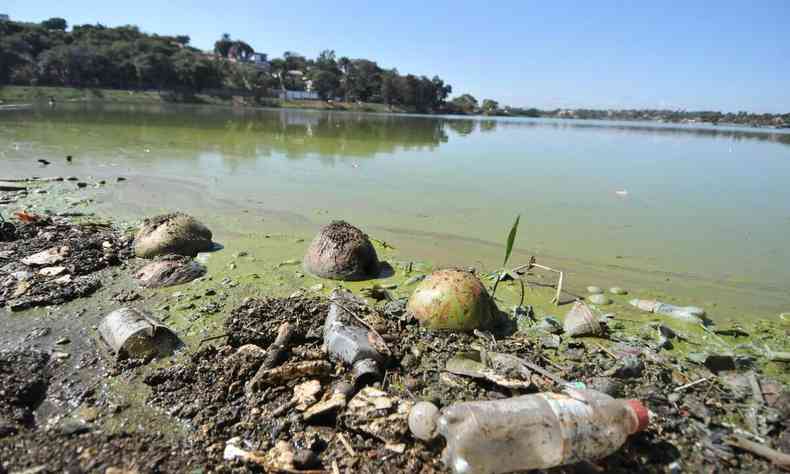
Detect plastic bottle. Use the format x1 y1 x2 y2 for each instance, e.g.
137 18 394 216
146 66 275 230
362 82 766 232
415 389 649 474
629 299 705 323
323 289 386 385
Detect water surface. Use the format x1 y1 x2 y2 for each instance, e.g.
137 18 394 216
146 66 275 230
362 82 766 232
2 103 789 318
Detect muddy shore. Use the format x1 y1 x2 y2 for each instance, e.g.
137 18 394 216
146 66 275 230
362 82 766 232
2 178 790 473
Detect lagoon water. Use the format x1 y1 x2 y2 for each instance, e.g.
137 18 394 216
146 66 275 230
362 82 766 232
2 103 789 318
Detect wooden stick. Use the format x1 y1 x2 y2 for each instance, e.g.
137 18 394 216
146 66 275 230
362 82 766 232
595 343 617 359
726 434 790 470
674 376 714 392
337 432 357 457
262 322 293 370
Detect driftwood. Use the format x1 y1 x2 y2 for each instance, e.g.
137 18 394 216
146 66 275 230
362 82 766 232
725 434 790 471
262 322 294 370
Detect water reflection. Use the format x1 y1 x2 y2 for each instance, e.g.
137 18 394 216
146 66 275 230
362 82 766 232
2 103 789 162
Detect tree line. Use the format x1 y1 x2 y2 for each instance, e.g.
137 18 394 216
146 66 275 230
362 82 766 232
0 18 460 112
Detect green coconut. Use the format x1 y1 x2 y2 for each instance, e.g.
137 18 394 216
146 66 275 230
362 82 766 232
406 269 495 331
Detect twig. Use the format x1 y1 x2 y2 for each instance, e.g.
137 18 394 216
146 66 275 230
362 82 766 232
540 355 569 372
196 333 229 349
748 372 765 404
674 376 714 392
594 343 617 359
262 322 293 371
725 434 790 470
271 400 296 417
337 432 356 457
514 356 569 386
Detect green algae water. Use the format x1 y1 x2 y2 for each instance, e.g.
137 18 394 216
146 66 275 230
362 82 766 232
2 102 790 320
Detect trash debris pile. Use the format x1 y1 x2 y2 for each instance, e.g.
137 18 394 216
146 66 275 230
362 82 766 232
0 215 133 310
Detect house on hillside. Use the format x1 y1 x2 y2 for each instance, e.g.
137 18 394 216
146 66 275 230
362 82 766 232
251 53 270 71
0 14 10 21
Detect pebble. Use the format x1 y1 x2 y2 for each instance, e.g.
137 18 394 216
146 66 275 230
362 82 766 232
588 294 612 305
55 337 70 345
609 287 628 295
309 283 324 291
292 449 320 469
52 351 70 360
76 182 88 188
116 177 127 182
66 176 79 181
408 401 439 441
587 286 604 294
34 189 47 194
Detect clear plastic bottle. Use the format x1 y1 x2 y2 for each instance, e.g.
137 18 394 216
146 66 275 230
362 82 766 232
629 298 705 323
433 389 648 474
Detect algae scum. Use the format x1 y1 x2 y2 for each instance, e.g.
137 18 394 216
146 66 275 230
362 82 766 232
2 104 790 473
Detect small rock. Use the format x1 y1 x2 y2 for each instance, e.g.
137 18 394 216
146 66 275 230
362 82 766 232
55 337 70 345
34 189 47 194
309 283 324 292
116 177 126 182
587 286 604 294
59 420 90 436
610 356 644 379
292 449 321 470
609 287 628 295
76 182 87 188
539 334 561 349
39 266 66 277
52 351 70 360
588 294 612 305
409 401 439 441
705 354 737 373
66 176 79 181
535 316 563 334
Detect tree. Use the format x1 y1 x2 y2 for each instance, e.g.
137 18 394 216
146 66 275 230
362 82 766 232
229 40 254 61
175 35 190 46
312 69 339 100
41 18 67 31
214 33 233 57
451 94 478 113
482 99 499 114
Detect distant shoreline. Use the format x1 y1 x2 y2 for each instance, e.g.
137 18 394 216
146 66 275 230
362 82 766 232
2 85 789 129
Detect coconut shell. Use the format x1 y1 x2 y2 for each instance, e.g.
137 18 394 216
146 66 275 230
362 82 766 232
563 301 602 337
406 269 495 331
303 221 379 281
135 256 206 288
133 213 213 258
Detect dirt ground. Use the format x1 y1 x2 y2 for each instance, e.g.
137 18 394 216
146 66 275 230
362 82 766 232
2 212 790 473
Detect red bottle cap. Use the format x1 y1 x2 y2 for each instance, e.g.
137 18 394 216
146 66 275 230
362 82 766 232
626 400 650 433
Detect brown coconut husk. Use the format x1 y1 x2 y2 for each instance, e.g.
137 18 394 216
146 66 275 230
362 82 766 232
303 221 379 281
135 255 206 288
133 213 213 258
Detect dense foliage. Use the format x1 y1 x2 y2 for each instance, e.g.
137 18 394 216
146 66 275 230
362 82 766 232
0 18 453 111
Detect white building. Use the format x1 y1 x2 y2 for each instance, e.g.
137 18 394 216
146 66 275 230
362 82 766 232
275 89 320 101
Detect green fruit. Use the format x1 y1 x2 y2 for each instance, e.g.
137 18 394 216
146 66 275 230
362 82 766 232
406 269 495 331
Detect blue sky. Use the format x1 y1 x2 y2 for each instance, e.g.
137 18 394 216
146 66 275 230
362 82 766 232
5 1 789 112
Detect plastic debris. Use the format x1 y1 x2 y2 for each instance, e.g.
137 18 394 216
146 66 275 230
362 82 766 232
429 389 649 473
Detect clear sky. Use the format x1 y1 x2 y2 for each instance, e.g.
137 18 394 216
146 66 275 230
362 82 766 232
4 1 789 112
